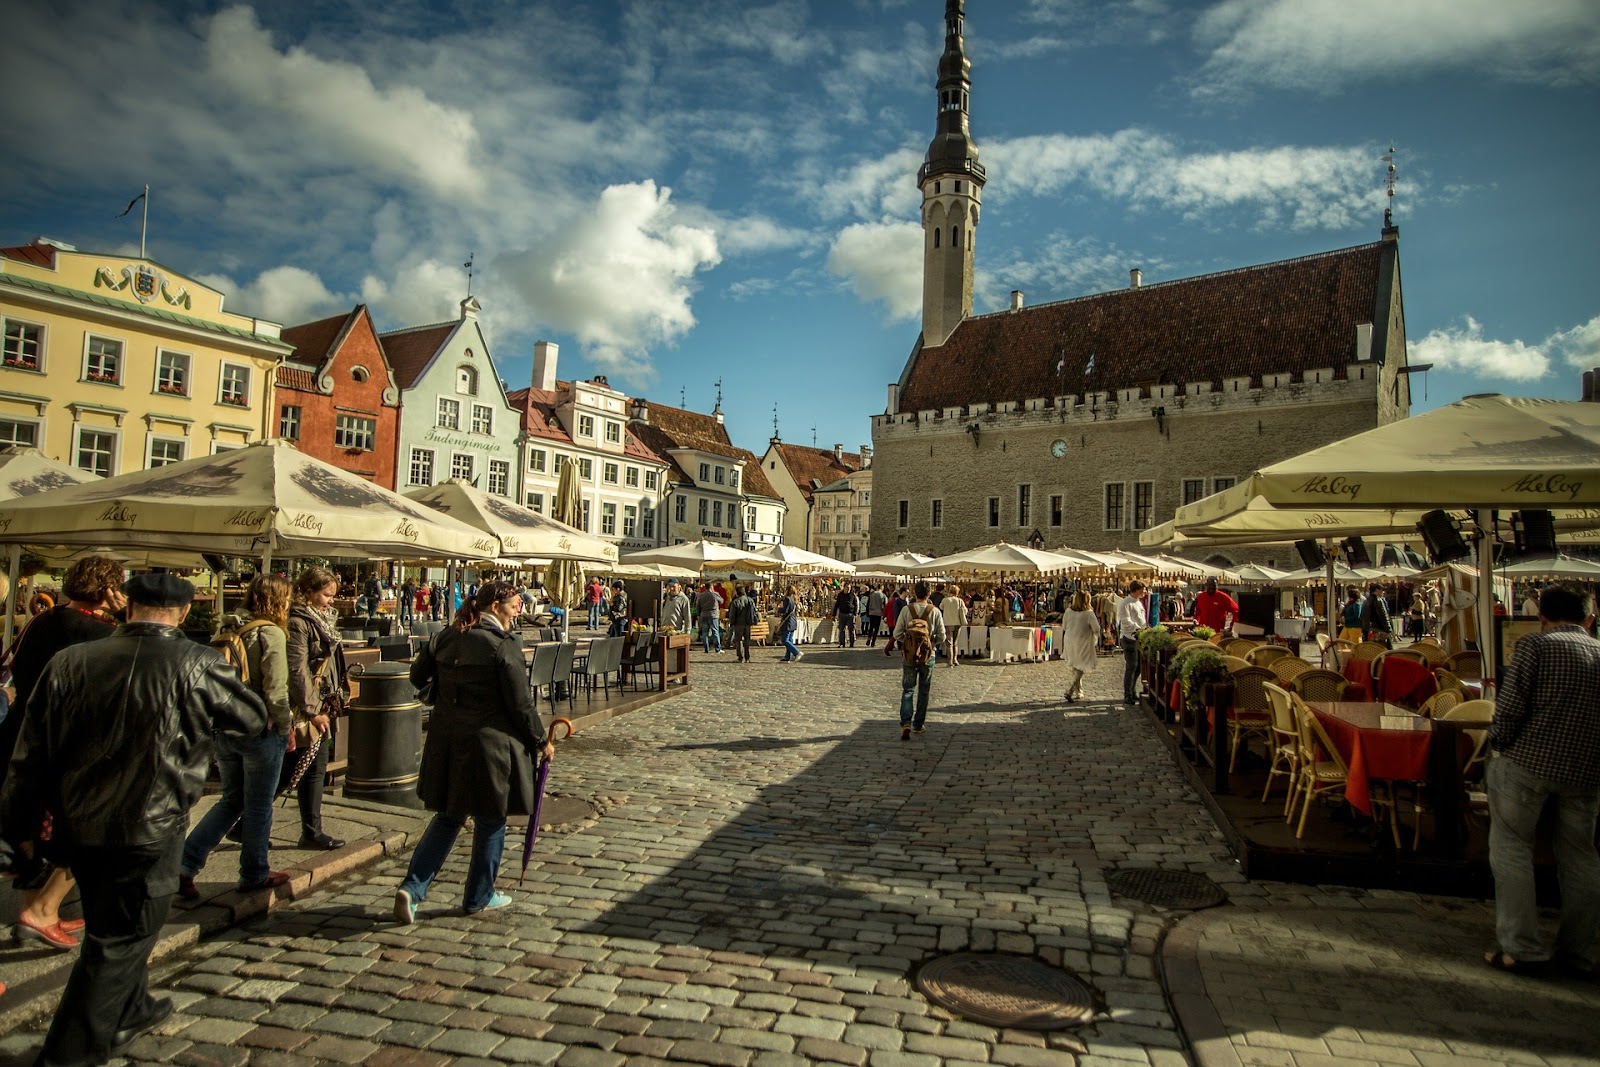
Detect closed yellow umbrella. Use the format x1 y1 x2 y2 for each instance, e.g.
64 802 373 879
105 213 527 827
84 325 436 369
547 460 586 633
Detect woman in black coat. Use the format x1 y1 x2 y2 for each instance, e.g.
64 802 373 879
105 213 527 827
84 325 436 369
393 581 553 923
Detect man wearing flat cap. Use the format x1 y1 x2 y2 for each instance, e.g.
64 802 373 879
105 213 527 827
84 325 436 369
1 573 269 1065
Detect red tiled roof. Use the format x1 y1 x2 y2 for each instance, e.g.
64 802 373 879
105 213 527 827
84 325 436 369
505 385 573 444
622 430 662 464
379 321 458 389
630 401 743 461
276 365 318 391
732 448 781 500
0 243 55 267
280 309 354 368
772 441 861 498
899 242 1386 413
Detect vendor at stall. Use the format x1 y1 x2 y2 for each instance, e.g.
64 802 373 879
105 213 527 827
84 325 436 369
1191 577 1238 634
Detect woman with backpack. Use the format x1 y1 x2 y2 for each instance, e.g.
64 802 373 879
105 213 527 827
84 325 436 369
178 575 294 898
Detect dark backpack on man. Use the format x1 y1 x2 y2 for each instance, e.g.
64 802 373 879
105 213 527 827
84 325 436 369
900 603 934 667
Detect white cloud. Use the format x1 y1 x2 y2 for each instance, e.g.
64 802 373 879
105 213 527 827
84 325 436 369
816 148 925 222
203 6 484 197
1412 316 1551 381
197 266 354 326
1551 315 1600 369
991 129 1381 230
495 182 720 383
977 235 1170 311
826 221 924 321
1193 0 1600 95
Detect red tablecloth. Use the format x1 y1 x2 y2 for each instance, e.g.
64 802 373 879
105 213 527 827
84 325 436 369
1376 655 1438 709
1311 702 1432 815
1340 658 1373 701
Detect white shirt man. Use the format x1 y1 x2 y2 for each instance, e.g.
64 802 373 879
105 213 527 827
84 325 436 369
1115 582 1148 704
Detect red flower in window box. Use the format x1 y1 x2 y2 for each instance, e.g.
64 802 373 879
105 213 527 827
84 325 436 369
86 371 118 383
158 383 187 395
219 394 249 407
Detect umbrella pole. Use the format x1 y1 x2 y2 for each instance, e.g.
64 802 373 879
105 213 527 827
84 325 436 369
1324 538 1335 643
1474 508 1496 695
4 544 17 647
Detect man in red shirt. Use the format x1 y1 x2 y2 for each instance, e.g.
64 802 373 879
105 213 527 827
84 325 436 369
1192 577 1239 634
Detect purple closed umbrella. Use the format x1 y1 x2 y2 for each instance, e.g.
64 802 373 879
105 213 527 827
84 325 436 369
520 721 571 880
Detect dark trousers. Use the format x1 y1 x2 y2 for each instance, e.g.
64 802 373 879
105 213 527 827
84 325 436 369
837 615 856 646
863 615 882 645
730 623 753 661
39 837 179 1066
1120 636 1140 702
296 730 331 838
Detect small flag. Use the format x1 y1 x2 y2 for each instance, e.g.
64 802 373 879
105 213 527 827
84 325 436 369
116 191 146 218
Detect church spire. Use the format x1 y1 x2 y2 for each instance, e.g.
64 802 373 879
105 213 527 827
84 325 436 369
918 0 985 349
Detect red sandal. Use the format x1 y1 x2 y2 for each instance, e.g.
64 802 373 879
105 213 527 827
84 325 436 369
58 918 85 934
15 916 79 951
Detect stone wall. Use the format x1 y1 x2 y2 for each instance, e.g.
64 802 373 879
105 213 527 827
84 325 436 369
868 366 1381 556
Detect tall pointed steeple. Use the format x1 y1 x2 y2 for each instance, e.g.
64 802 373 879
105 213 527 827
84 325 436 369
918 0 985 348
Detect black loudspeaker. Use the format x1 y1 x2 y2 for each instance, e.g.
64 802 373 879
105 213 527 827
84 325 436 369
1417 509 1471 565
1511 510 1557 558
201 553 229 573
1294 539 1325 570
1341 537 1372 568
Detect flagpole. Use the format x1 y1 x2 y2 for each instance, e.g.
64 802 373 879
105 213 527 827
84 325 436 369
140 184 149 259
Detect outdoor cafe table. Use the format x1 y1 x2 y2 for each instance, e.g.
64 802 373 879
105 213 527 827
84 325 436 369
1340 658 1374 701
1310 701 1432 815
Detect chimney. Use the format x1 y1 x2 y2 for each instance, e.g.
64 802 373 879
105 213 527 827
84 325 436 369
1585 370 1597 402
630 397 649 423
460 295 481 319
1010 290 1024 311
1355 323 1374 361
886 383 900 414
833 443 843 461
1129 268 1142 289
860 445 872 469
532 341 559 391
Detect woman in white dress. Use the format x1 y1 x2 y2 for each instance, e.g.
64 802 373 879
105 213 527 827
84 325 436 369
940 584 969 667
1061 590 1100 703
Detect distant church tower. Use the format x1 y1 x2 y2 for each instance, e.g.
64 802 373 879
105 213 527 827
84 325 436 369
919 0 985 349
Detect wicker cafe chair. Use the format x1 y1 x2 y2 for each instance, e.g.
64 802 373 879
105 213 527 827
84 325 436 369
1261 681 1300 813
1410 699 1496 849
1290 668 1348 704
1351 641 1388 662
1328 639 1356 670
1270 657 1313 686
1289 693 1349 839
1228 666 1278 772
1247 645 1292 668
1221 655 1252 674
1370 648 1426 686
1224 638 1259 659
1446 650 1484 681
1408 639 1449 665
1434 667 1468 697
1416 688 1461 720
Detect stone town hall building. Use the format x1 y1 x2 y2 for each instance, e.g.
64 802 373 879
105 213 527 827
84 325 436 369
869 0 1412 560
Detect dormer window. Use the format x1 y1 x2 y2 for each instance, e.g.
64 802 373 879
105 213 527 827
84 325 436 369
352 366 370 383
457 365 478 395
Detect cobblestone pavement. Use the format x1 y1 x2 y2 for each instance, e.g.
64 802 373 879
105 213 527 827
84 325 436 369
3 644 1596 1066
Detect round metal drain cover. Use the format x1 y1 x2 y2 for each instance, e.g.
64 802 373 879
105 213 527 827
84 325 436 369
537 797 597 826
915 953 1096 1030
1106 867 1227 910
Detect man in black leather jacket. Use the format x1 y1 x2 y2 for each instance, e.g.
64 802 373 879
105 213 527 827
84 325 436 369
0 573 268 1066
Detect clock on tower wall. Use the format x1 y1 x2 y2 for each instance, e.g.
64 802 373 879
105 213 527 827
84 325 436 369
1050 439 1068 458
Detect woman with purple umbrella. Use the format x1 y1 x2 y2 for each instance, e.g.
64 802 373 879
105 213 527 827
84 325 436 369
393 580 554 924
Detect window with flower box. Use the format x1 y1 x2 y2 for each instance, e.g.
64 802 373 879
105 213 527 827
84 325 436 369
84 335 122 384
219 364 250 407
156 350 190 396
2 320 43 371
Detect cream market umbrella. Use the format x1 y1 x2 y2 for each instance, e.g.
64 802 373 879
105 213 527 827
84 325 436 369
910 542 1079 580
1268 561 1382 587
752 543 856 575
0 448 105 640
546 460 587 633
620 539 783 573
406 479 617 565
1491 556 1600 581
600 561 699 581
1230 562 1292 584
850 550 934 575
0 439 495 565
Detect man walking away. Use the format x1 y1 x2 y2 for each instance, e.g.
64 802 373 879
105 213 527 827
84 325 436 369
835 585 858 647
1116 580 1147 705
864 585 887 646
696 582 723 653
1484 585 1600 977
1360 583 1393 647
728 584 757 662
893 581 947 739
400 576 417 629
0 575 269 1065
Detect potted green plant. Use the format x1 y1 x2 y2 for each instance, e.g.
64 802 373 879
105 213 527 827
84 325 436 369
1173 644 1229 717
1190 625 1217 643
1137 624 1175 658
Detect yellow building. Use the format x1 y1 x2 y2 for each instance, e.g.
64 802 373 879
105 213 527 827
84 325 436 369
0 237 289 474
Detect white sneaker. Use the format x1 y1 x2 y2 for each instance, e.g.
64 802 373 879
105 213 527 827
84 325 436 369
794 651 804 661
394 888 415 925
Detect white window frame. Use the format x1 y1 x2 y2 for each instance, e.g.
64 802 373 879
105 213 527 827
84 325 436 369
578 414 595 438
471 403 493 435
578 457 593 480
153 349 190 396
487 459 510 496
457 365 478 395
1182 477 1208 506
0 417 40 449
602 501 617 536
698 462 710 482
642 506 656 539
84 334 124 385
528 492 544 514
146 435 186 468
334 414 376 451
581 499 591 531
603 462 619 484
860 490 871 507
698 499 708 524
729 469 739 490
745 506 756 531
713 466 725 485
625 466 639 487
604 420 621 444
1212 475 1237 494
409 448 434 486
529 448 547 472
645 470 659 490
437 397 461 430
75 426 118 477
675 496 687 523
623 505 638 538
1104 481 1126 532
1132 480 1155 531
451 453 474 482
2 317 45 372
279 404 301 440
218 362 250 407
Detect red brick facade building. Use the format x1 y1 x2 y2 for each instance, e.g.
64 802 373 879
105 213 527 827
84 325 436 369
276 305 401 488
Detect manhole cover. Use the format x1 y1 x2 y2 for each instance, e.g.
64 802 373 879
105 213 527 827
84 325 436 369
1105 867 1227 910
537 797 597 826
915 953 1097 1030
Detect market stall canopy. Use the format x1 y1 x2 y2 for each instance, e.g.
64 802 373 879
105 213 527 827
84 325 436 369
0 447 101 499
752 543 856 574
406 479 617 565
0 439 494 560
1174 395 1600 529
600 561 700 581
1230 563 1293 584
619 539 784 573
911 542 1080 580
1475 555 1600 581
850 550 935 575
1268 561 1383 587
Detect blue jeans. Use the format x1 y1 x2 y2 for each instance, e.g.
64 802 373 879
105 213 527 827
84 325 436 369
701 620 722 652
588 602 602 629
182 730 287 886
900 664 932 727
781 628 799 660
1487 752 1600 966
398 811 508 912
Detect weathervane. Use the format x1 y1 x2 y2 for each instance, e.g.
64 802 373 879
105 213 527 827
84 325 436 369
772 404 780 439
464 252 475 297
1381 145 1397 228
713 377 724 413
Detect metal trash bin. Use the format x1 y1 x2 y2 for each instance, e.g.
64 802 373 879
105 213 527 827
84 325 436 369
343 662 424 808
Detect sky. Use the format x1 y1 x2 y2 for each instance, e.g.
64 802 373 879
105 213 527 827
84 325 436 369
3 0 1598 460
